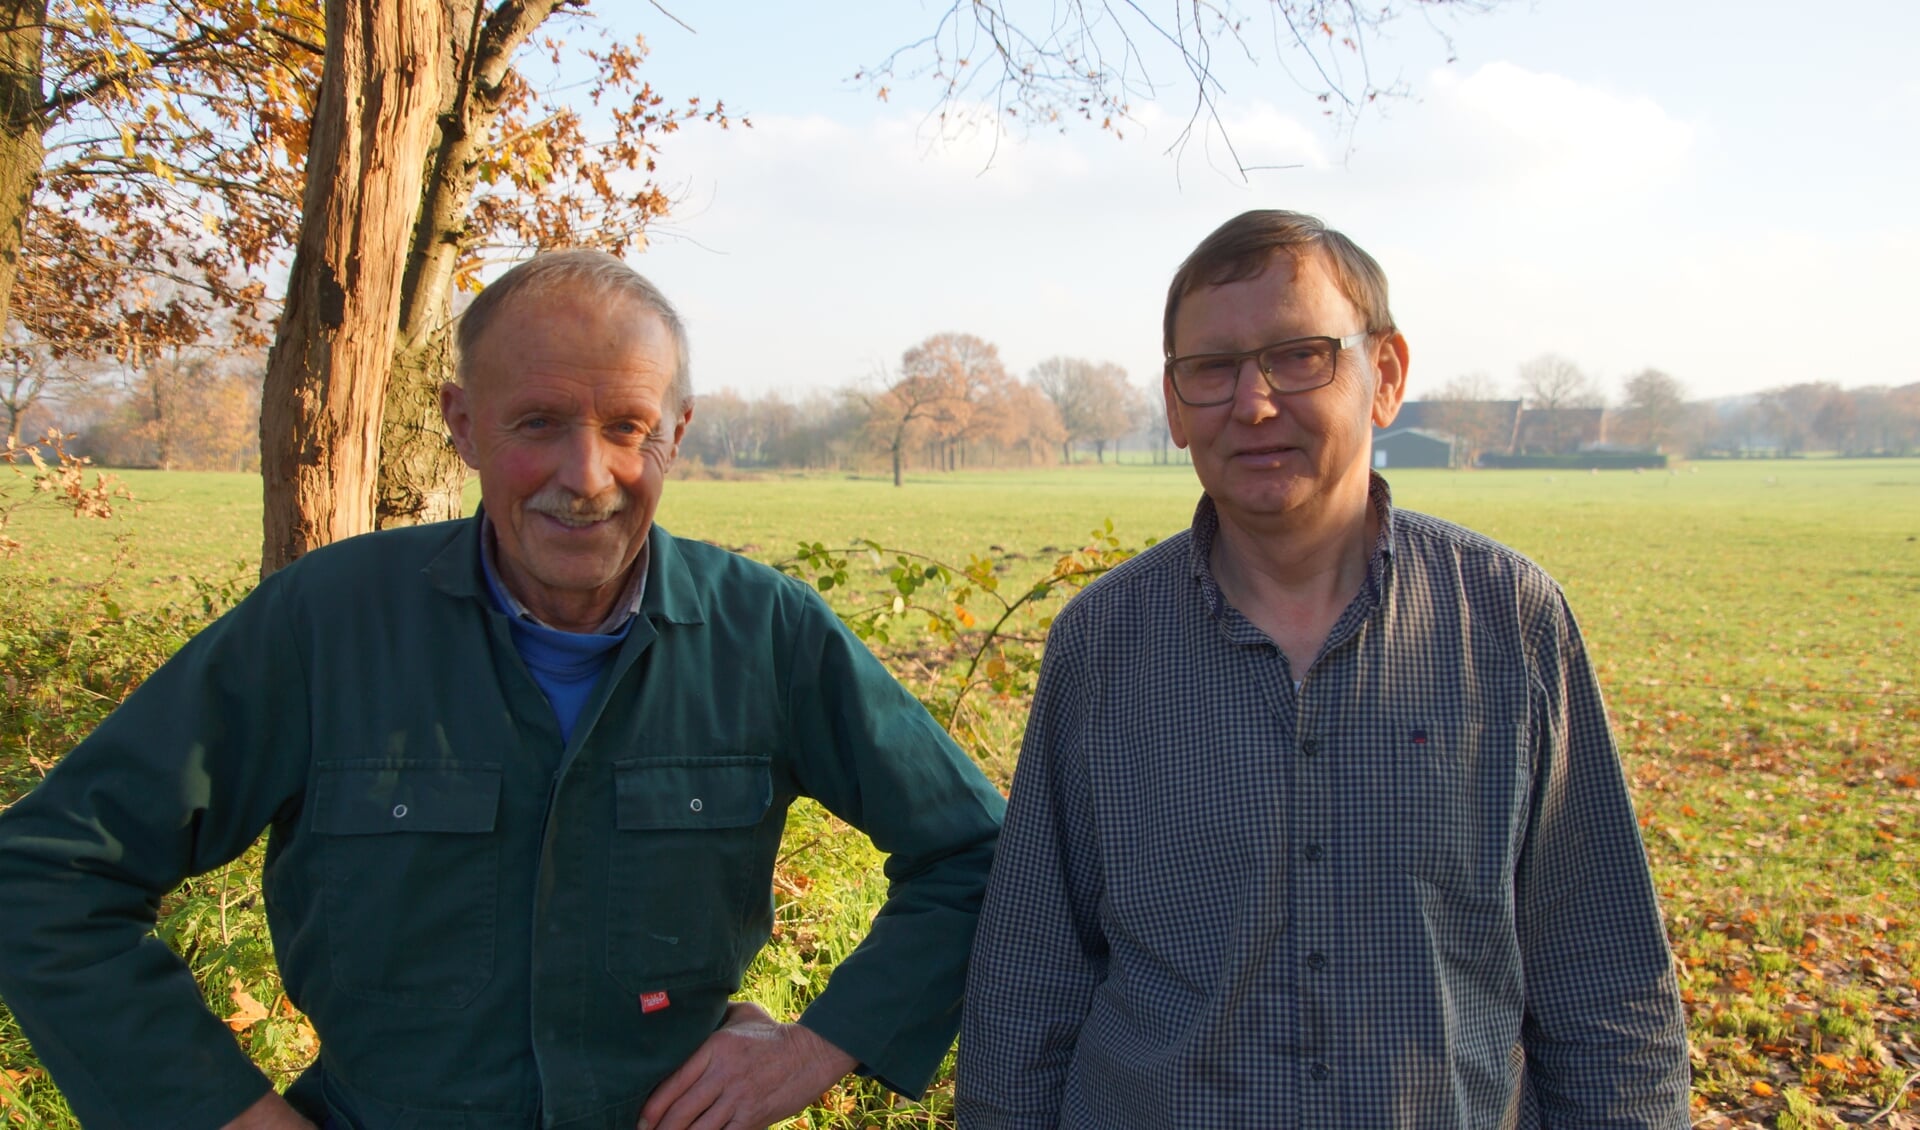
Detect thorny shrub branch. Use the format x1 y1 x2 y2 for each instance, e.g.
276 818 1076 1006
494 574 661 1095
779 519 1151 740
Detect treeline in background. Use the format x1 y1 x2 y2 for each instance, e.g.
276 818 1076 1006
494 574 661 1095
9 329 1916 477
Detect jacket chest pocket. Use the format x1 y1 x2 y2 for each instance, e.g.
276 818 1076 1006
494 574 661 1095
606 757 775 992
313 764 502 1008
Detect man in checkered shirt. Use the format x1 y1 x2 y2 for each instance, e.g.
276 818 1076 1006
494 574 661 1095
956 211 1690 1128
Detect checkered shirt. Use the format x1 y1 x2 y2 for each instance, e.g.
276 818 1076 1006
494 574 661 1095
956 475 1690 1129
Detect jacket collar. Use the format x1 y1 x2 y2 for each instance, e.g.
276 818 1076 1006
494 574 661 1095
638 523 705 626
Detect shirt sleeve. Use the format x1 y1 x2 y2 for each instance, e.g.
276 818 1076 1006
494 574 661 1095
953 612 1107 1130
0 579 313 1130
776 589 1007 1099
1515 588 1692 1127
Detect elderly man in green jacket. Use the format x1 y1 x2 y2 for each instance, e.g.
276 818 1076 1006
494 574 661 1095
0 251 1006 1130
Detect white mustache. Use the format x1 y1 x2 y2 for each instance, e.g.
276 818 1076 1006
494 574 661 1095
527 486 627 527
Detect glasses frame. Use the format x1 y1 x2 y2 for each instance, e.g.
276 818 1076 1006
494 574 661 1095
1164 330 1373 407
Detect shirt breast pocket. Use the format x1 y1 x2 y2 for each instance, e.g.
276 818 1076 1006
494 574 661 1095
312 764 502 1008
606 757 775 992
1382 717 1525 968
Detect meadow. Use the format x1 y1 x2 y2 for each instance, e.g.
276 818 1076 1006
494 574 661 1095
2 458 1917 1128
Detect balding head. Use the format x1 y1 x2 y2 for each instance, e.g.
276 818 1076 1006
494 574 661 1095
455 249 693 416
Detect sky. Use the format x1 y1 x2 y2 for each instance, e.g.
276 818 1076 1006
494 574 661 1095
567 1 1920 405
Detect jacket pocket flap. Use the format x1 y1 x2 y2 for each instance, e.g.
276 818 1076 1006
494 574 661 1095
314 766 502 835
614 758 771 830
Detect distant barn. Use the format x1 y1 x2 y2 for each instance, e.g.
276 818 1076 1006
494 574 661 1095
1376 400 1522 464
1372 427 1457 469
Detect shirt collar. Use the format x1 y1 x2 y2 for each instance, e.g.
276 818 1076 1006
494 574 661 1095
1188 470 1397 620
478 511 648 635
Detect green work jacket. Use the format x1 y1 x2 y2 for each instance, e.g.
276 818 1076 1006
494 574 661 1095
0 517 1005 1130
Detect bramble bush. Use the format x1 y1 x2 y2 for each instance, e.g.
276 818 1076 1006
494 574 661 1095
779 519 1145 780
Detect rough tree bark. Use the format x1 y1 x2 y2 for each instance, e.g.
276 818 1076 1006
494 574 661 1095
376 0 576 530
258 0 453 574
0 0 45 333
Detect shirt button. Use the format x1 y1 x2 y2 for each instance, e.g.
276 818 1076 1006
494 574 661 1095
1307 952 1328 971
1304 843 1325 862
391 804 408 819
1301 737 1320 757
689 797 704 813
1309 1062 1331 1081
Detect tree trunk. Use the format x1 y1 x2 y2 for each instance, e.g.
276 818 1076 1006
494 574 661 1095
150 368 172 471
891 443 902 487
259 0 453 574
376 325 467 523
376 0 569 529
0 0 45 333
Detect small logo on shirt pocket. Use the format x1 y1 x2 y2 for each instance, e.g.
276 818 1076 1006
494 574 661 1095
640 991 671 1013
1403 723 1452 760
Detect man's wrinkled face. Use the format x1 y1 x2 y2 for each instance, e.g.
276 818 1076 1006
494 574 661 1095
1164 250 1405 530
441 286 691 631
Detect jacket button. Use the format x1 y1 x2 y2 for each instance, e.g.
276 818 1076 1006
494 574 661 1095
392 804 408 819
1304 843 1325 862
1307 952 1328 971
1310 1062 1331 1081
1301 738 1320 757
689 797 704 813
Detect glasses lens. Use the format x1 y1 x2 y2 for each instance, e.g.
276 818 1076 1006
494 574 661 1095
1173 355 1244 404
1258 339 1339 392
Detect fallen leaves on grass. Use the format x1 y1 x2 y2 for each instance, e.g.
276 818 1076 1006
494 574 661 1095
225 978 270 1032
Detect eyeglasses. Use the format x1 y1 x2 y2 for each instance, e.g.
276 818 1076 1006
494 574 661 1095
1164 331 1373 406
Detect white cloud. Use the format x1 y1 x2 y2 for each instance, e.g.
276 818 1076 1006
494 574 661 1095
1389 62 1696 222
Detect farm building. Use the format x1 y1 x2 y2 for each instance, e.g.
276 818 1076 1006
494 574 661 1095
1372 427 1457 468
1376 399 1523 463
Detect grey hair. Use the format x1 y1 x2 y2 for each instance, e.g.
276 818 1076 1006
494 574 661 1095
453 248 693 415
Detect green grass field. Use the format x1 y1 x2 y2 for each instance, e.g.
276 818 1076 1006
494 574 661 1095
2 458 1917 1128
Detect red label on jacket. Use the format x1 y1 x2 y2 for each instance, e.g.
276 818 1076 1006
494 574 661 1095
640 991 670 1014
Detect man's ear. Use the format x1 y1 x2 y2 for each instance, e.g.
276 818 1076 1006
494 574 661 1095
440 382 482 470
1370 331 1411 429
661 397 695 461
